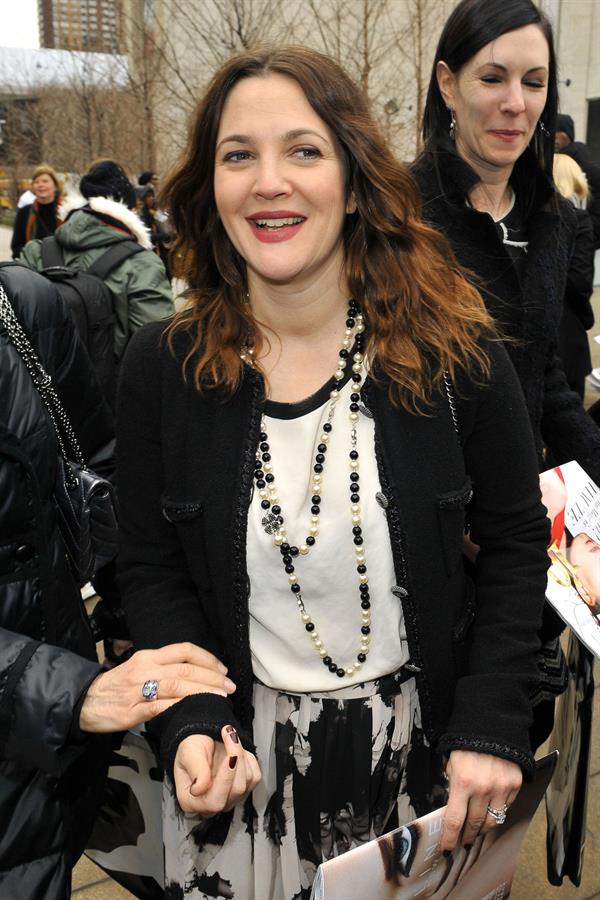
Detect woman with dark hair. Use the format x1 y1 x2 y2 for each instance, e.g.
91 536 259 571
413 0 600 746
117 46 550 898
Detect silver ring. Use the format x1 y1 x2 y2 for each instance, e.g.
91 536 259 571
142 679 159 701
486 803 508 825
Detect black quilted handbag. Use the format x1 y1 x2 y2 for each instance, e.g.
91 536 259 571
0 281 117 586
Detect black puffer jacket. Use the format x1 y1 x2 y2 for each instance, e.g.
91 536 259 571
0 264 115 898
412 149 600 486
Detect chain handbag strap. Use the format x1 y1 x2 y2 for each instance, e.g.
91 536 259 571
0 283 86 483
443 369 459 436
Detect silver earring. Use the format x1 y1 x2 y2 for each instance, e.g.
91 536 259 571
449 109 457 141
538 120 550 138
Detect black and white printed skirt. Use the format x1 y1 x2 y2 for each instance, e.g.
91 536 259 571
162 671 446 900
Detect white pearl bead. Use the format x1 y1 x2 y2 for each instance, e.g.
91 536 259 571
352 515 361 525
334 371 344 381
301 613 310 622
313 474 322 483
330 390 339 399
319 648 327 657
351 504 360 514
274 534 284 545
288 574 297 584
360 574 368 583
338 358 347 368
354 661 362 669
353 353 364 363
311 515 319 524
346 666 354 676
263 464 272 473
352 363 362 373
345 328 352 336
350 459 359 469
315 639 323 649
349 413 359 422
299 544 309 555
356 323 365 333
259 489 268 499
320 434 330 443
309 525 319 535
310 631 319 641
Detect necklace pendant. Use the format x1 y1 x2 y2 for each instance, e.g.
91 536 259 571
261 511 281 535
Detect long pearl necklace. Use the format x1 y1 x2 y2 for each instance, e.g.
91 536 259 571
251 301 371 678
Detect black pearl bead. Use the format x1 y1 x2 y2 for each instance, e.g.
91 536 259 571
361 599 371 610
277 516 284 524
329 662 338 672
361 625 371 635
305 622 315 632
339 349 349 358
260 432 268 441
311 505 320 515
265 473 275 483
281 543 291 554
336 667 345 677
291 583 301 593
283 554 292 565
350 393 360 402
260 442 269 452
357 653 367 663
352 526 362 535
323 423 332 432
350 450 359 460
290 546 299 557
346 318 355 328
324 655 332 666
350 403 359 413
254 468 263 478
285 564 295 574
311 495 321 504
317 444 327 453
352 374 362 382
306 536 316 546
256 479 266 488
261 500 271 509
357 564 367 574
351 493 360 503
359 584 370 594
315 453 325 463
271 505 281 515
354 536 363 545
350 472 359 482
262 452 271 462
314 463 323 473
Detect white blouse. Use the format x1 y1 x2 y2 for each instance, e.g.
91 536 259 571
247 376 408 691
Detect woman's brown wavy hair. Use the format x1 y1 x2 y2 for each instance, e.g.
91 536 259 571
163 45 494 411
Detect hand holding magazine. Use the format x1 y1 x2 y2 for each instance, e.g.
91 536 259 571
311 754 556 900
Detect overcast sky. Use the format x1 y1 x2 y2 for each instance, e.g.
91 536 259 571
0 0 40 48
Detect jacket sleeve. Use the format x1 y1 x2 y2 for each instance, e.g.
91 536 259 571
18 236 43 271
124 251 175 334
11 206 30 259
540 345 600 486
438 340 550 771
0 629 102 774
116 325 249 779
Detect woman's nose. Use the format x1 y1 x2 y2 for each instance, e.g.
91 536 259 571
500 82 526 115
253 158 291 198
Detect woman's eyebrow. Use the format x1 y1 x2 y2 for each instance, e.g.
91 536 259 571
216 128 330 152
477 62 548 75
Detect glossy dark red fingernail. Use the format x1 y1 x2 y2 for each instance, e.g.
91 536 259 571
226 726 239 743
464 843 472 852
443 849 452 858
229 755 238 769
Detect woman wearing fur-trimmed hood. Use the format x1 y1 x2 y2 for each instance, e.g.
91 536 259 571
21 160 174 361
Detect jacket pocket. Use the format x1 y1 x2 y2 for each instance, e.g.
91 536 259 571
436 478 472 576
161 494 203 524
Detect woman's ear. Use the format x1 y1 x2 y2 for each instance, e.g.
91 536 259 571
436 60 456 109
346 191 357 215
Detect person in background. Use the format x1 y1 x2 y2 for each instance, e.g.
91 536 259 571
553 153 595 399
137 183 172 279
11 164 62 259
21 159 174 364
116 45 550 899
0 262 234 899
413 0 600 748
555 113 600 249
139 170 160 191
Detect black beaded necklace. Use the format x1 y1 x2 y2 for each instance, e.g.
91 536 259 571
251 300 371 678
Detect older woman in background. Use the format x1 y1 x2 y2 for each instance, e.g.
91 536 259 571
11 164 62 258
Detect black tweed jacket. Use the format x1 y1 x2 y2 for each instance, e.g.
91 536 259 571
117 322 550 781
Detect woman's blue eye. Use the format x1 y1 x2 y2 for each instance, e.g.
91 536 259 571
223 150 251 162
294 147 321 159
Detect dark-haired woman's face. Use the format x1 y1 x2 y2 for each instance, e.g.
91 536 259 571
437 24 549 177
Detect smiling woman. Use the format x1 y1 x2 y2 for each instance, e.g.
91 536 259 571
115 44 552 900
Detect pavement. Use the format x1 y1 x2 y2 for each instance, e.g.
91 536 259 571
1 224 599 897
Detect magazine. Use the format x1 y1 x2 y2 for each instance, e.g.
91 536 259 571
311 754 556 900
539 461 600 659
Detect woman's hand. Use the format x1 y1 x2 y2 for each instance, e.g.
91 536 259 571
80 642 236 733
441 750 523 852
173 726 261 816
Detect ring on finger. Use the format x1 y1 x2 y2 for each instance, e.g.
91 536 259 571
486 803 509 825
142 679 159 701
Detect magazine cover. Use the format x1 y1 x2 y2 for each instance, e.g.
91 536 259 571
310 754 556 900
539 461 600 658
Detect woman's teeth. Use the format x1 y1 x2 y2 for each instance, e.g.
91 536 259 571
254 217 304 229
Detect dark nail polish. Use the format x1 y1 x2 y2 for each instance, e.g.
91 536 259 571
464 844 472 852
227 727 239 744
443 849 452 858
229 755 238 769
225 725 235 733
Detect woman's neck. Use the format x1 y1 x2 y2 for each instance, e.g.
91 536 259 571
455 142 514 219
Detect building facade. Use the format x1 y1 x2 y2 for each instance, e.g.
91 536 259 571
38 0 122 53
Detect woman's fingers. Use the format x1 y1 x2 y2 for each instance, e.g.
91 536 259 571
175 735 215 812
441 784 469 852
147 642 229 674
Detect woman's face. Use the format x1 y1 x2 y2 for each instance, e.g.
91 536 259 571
437 24 549 178
213 73 354 292
32 173 57 204
570 533 600 599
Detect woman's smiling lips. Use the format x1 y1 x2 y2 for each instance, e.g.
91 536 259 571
246 210 307 243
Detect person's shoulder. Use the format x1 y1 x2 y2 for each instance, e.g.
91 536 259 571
126 318 173 360
0 262 61 322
